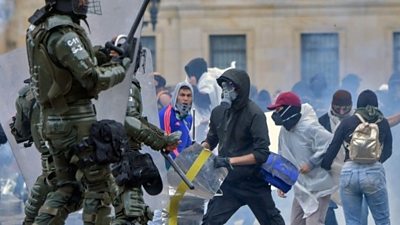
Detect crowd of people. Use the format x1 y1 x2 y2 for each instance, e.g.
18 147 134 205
1 0 400 225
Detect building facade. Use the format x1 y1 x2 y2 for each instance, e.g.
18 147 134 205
2 0 400 94
141 0 400 94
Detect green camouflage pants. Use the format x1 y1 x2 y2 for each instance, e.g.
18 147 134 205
112 187 153 225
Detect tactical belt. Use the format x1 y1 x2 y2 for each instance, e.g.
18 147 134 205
168 149 212 225
45 99 95 117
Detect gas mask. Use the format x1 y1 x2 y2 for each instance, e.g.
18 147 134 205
175 102 191 118
220 81 238 108
271 105 301 131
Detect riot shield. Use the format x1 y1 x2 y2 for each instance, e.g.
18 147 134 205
0 48 41 191
0 0 154 192
134 47 171 209
89 0 145 123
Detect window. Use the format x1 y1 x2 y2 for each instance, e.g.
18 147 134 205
301 33 339 87
141 36 156 70
393 32 400 72
209 35 247 70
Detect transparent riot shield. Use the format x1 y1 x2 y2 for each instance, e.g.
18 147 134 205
89 0 145 123
0 0 156 193
0 48 41 191
135 47 172 210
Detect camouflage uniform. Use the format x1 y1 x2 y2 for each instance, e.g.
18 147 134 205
26 12 127 225
12 85 85 225
112 73 179 225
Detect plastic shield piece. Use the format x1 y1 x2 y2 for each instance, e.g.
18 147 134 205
260 152 299 193
167 143 228 200
91 2 144 124
134 48 171 209
0 48 41 191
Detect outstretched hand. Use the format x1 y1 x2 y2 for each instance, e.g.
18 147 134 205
163 131 182 153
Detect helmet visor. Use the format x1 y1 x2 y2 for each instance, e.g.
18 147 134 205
72 0 102 15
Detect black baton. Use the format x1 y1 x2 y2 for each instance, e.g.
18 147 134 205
161 151 195 190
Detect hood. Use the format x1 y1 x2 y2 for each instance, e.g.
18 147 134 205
171 81 194 110
294 103 318 130
184 58 208 81
355 106 384 123
217 69 250 110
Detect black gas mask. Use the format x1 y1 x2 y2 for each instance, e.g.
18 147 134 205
271 105 301 131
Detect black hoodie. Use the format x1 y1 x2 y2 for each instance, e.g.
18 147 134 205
205 69 270 182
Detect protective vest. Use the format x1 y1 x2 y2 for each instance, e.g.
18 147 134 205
26 15 96 114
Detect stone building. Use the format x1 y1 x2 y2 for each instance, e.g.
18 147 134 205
2 0 400 93
142 0 400 94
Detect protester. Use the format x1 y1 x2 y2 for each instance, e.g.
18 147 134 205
159 81 193 161
201 69 285 225
154 73 172 111
318 90 370 225
322 90 392 225
268 91 336 225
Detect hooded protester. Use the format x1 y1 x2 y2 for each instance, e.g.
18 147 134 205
322 90 392 225
159 81 194 160
201 69 285 225
268 91 336 225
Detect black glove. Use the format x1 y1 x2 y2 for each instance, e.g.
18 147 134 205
214 157 233 170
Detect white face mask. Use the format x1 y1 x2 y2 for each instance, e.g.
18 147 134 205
221 81 238 108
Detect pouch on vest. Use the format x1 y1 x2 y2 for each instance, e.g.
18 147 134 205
88 119 128 164
347 113 382 164
10 85 35 146
112 150 163 195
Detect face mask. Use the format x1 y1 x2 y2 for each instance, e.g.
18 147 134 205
272 105 301 130
271 112 283 125
175 102 191 118
220 81 238 108
282 113 301 131
271 105 292 125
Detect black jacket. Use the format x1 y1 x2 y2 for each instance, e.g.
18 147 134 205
205 69 270 182
318 113 332 132
321 113 392 170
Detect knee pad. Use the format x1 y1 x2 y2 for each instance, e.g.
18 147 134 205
121 188 146 218
25 175 52 219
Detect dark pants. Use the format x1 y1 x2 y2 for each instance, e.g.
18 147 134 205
202 179 285 225
325 200 338 225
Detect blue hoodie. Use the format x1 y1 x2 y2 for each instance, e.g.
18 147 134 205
159 81 193 159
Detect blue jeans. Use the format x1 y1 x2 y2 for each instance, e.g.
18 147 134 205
340 161 390 225
325 196 369 225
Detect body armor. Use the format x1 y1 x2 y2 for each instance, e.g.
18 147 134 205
113 69 179 224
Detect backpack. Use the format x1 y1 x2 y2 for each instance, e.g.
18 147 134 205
347 113 382 163
10 85 35 146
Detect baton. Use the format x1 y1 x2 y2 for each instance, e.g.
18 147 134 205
161 151 195 190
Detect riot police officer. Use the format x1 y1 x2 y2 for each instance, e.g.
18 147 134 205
26 0 129 224
111 46 181 224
